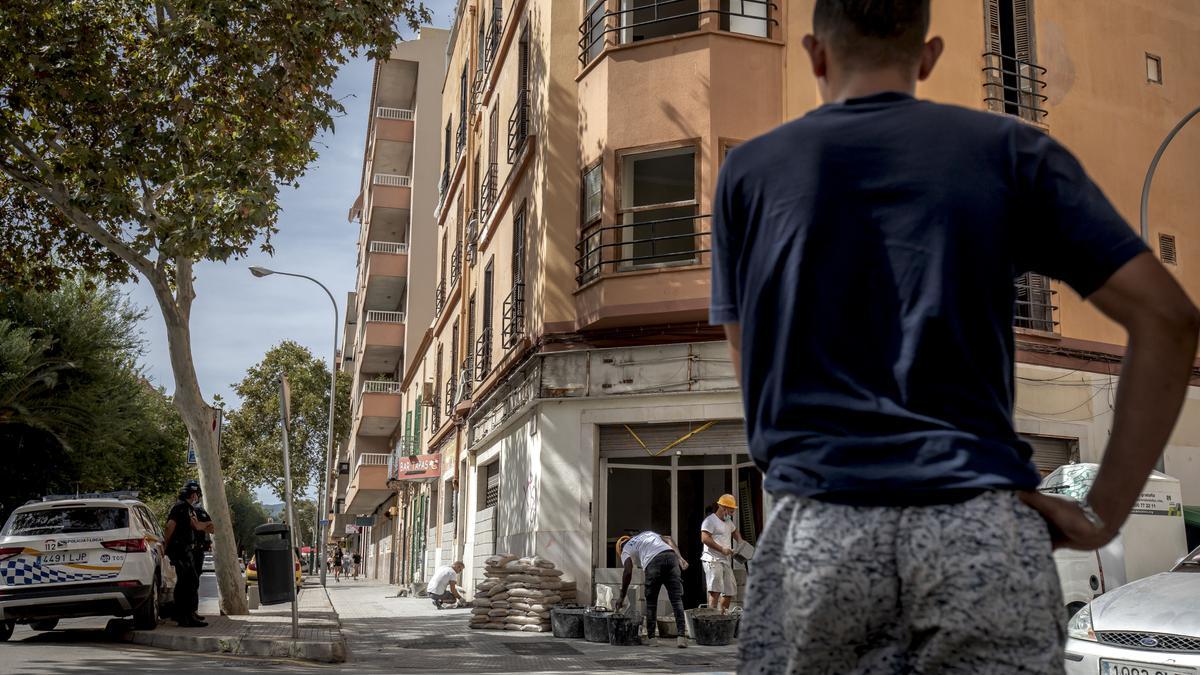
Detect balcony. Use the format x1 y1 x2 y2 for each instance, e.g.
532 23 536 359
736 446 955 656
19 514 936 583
576 214 711 284
455 117 467 161
344 452 392 514
435 279 446 317
430 385 442 430
1014 273 1058 333
355 380 402 437
466 214 479 266
502 283 525 350
507 90 529 164
481 162 498 216
578 0 778 65
370 173 412 210
439 166 449 198
982 52 1048 126
373 106 415 144
366 240 409 282
357 310 406 375
475 327 493 382
459 360 474 403
445 374 457 418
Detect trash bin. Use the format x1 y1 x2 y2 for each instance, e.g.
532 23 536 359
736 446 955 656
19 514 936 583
253 523 294 606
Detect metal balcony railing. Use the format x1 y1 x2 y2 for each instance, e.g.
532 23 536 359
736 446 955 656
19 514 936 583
435 279 446 317
439 166 449 197
459 361 474 402
577 0 779 64
361 380 401 395
456 117 467 160
982 52 1049 125
501 283 525 350
430 388 441 430
1014 273 1059 333
365 310 405 323
481 162 498 215
369 241 409 255
507 90 529 164
373 173 412 188
472 67 487 107
445 374 457 418
397 435 419 457
356 452 391 468
466 214 479 266
475 328 493 382
484 15 502 73
450 241 462 287
575 214 711 285
375 107 415 121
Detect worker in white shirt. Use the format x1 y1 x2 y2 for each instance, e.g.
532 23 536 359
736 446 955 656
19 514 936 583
700 493 743 613
428 561 466 609
615 531 689 648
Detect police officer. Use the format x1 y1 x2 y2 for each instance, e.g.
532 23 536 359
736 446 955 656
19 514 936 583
187 480 213 623
163 481 214 627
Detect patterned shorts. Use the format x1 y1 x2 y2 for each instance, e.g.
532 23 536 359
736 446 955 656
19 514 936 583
738 491 1065 675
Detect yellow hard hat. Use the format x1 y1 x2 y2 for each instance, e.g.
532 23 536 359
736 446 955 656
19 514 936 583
717 494 738 509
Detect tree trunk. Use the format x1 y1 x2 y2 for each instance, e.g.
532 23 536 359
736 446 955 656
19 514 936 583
155 283 249 616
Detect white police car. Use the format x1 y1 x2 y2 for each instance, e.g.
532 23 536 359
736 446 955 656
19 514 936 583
0 492 174 640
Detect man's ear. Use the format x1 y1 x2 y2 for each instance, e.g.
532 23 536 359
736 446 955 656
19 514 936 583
917 36 945 81
802 34 827 80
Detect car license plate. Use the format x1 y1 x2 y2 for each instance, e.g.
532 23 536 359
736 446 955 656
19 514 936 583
36 552 88 565
1102 660 1193 675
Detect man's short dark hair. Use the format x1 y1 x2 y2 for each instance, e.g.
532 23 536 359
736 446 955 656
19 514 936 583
813 0 931 69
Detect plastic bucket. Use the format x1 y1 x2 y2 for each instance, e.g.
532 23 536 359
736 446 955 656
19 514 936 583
692 613 738 646
550 605 586 639
683 607 719 640
584 608 612 643
608 614 640 646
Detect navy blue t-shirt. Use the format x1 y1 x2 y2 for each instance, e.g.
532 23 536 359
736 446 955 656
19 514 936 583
711 92 1146 505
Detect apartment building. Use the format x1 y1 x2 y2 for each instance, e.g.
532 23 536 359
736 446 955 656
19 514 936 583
363 0 1200 603
330 27 448 584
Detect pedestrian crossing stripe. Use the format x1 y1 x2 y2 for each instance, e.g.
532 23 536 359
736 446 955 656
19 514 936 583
0 559 119 586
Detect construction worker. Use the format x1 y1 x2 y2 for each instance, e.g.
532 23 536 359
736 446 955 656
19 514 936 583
700 494 743 613
615 531 689 648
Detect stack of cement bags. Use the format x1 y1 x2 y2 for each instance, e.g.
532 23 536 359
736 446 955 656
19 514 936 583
468 554 566 632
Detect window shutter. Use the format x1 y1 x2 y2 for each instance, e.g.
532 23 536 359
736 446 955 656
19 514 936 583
512 204 526 283
986 0 1002 53
1012 0 1034 61
489 106 498 166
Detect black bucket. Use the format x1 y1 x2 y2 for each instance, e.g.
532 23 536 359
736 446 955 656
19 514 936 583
551 605 586 639
692 613 738 646
608 614 639 646
583 608 612 643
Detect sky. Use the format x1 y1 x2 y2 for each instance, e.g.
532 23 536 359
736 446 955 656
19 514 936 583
123 2 458 500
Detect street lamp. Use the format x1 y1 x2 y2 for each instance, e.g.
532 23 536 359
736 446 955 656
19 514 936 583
249 265 339 587
1140 104 1200 243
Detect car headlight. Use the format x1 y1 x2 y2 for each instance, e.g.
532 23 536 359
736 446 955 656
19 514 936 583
1067 604 1096 641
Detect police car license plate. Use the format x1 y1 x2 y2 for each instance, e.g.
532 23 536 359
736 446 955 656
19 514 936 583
36 552 87 565
1101 660 1192 675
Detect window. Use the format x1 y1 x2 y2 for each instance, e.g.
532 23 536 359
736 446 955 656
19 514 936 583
477 259 495 379
1147 53 1163 84
1014 272 1057 332
720 0 769 37
984 0 1045 123
508 28 530 163
482 462 500 509
1160 233 1177 265
483 259 494 333
620 0 699 44
582 0 607 63
4 508 129 536
512 203 526 284
444 479 457 524
504 204 527 349
582 162 602 225
468 292 477 363
619 146 699 269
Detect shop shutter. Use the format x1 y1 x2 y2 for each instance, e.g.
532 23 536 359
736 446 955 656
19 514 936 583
1021 434 1077 476
599 421 748 457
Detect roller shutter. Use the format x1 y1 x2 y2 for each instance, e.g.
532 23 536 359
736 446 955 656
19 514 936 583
1021 434 1077 476
599 421 747 458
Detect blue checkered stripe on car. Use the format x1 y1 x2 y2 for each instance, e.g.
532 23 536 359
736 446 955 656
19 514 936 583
0 559 119 586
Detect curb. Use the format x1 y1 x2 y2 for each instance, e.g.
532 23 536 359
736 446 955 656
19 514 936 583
125 627 347 663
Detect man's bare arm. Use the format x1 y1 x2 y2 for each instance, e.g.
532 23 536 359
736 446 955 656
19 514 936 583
1024 252 1200 548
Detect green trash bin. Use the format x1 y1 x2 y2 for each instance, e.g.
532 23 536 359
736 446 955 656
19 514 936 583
253 523 294 606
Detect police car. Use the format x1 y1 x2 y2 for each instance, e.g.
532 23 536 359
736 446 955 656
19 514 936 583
0 492 174 640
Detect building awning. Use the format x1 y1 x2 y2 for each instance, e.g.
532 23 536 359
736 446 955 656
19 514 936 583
348 192 363 223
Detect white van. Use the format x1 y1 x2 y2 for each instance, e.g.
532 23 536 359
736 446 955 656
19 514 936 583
1040 464 1187 617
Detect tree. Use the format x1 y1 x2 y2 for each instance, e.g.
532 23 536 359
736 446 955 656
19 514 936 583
0 279 187 522
0 0 429 613
221 341 350 505
225 483 269 560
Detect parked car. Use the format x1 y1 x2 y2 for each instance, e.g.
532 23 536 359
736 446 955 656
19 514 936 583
0 492 174 640
201 553 214 574
1064 544 1200 674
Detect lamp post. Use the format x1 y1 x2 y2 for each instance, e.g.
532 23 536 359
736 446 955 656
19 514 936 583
1140 104 1200 242
250 265 339 587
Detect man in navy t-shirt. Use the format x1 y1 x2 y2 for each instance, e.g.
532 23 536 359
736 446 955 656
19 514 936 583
713 1 1199 673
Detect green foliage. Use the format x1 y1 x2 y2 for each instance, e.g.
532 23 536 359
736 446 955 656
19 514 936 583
221 341 351 503
226 483 270 559
0 279 188 521
0 0 431 289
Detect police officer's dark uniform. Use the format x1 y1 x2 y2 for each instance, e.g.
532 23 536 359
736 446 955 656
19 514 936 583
166 483 206 627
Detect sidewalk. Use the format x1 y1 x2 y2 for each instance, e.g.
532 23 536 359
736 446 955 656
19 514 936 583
327 580 738 673
126 578 345 663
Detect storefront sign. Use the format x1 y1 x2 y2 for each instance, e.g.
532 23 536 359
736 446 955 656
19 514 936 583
355 516 376 527
391 452 440 481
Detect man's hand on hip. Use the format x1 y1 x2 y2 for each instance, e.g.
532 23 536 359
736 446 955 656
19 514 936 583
1020 491 1115 551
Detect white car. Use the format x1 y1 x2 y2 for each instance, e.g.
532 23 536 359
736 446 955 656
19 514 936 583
1065 544 1200 674
202 553 214 574
0 493 174 640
